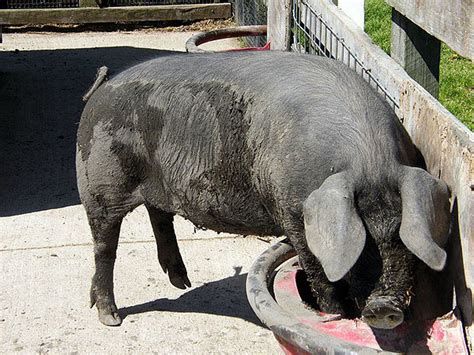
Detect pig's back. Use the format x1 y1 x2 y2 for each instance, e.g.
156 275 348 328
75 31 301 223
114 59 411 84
81 51 416 233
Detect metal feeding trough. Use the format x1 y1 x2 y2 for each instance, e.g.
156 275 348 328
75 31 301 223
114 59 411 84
185 25 270 53
246 241 468 354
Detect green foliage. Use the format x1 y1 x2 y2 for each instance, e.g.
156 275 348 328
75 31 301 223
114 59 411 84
439 45 474 130
364 0 391 54
364 0 473 130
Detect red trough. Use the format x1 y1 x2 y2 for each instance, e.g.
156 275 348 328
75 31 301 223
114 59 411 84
246 242 469 354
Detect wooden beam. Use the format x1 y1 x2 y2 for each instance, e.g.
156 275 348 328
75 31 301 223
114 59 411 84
385 0 473 60
391 8 440 98
0 4 231 25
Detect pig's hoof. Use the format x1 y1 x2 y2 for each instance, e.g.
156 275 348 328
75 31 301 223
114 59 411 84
316 298 345 317
169 272 192 290
98 308 122 327
159 255 191 289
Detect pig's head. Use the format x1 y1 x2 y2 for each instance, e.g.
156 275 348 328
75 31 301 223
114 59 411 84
302 166 450 329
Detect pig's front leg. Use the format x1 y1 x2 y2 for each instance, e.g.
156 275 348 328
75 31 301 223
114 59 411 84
292 239 347 315
282 217 346 316
362 239 415 329
146 205 191 289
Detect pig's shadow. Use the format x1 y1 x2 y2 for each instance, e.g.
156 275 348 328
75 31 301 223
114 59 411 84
118 269 264 327
0 46 180 217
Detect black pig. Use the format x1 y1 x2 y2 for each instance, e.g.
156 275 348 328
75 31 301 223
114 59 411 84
76 51 450 328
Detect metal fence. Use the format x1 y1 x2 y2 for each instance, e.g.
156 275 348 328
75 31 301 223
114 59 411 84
108 0 215 5
291 0 399 109
4 0 79 8
232 0 267 47
1 0 215 8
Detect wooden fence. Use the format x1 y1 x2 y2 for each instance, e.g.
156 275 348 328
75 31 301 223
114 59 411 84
0 1 231 43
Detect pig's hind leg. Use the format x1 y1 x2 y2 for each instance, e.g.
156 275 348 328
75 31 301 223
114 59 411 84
77 146 143 326
87 211 124 326
82 192 142 326
146 205 191 289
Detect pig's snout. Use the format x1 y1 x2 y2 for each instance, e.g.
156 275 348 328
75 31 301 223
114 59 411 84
361 298 404 329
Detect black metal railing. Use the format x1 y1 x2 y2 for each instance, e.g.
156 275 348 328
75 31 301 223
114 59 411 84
2 0 216 8
232 0 267 47
108 0 216 6
5 0 79 8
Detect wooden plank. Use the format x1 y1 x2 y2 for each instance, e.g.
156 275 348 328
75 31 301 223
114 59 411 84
385 0 473 60
0 4 231 25
291 0 473 349
391 8 440 98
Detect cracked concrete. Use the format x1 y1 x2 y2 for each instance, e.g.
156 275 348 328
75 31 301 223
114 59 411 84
0 29 282 354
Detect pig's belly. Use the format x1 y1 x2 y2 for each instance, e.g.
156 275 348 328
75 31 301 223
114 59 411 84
179 191 282 236
144 184 281 236
181 205 282 236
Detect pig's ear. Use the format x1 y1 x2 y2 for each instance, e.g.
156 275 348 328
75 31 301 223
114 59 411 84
303 172 366 282
399 166 451 271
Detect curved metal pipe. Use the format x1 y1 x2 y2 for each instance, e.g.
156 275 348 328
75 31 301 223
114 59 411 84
185 25 267 53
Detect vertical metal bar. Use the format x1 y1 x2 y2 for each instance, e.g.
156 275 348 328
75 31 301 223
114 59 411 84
329 29 333 58
318 12 323 54
324 21 328 57
309 7 314 54
292 0 296 51
296 2 300 52
295 1 300 52
303 2 308 52
300 3 303 52
313 13 318 55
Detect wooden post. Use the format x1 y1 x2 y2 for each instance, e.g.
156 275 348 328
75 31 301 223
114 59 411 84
267 0 292 50
390 8 441 98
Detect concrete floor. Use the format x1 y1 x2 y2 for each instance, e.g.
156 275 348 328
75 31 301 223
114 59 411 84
0 29 282 354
